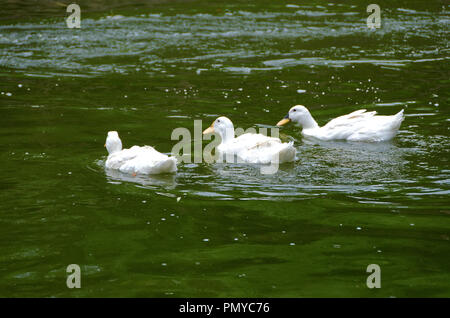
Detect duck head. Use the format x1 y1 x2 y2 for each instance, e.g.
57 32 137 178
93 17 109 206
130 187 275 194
277 105 318 129
105 131 123 154
202 116 235 143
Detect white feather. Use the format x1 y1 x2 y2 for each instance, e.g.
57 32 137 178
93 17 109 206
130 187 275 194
281 105 404 142
205 117 296 164
104 131 177 175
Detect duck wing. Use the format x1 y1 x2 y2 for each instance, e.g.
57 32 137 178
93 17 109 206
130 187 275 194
309 109 376 140
107 145 177 174
323 109 377 130
120 152 177 174
347 109 404 141
105 146 141 169
224 133 280 152
220 133 295 164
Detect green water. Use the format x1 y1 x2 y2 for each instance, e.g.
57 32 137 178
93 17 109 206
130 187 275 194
0 0 449 297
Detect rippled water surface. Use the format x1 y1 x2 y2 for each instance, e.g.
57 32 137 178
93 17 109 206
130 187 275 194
0 0 449 297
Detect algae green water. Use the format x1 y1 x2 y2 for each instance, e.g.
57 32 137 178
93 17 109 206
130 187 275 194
0 0 449 297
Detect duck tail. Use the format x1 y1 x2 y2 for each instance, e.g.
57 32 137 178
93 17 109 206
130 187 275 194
391 109 405 130
396 109 405 122
154 157 178 174
277 141 296 163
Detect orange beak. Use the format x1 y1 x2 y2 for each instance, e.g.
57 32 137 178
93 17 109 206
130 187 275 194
276 116 291 126
203 121 215 135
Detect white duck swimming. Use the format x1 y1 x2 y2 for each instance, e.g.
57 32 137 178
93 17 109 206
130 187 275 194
277 105 404 142
202 116 296 164
104 131 177 175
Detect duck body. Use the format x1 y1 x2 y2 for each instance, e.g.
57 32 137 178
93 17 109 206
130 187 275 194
217 133 296 164
203 117 296 164
105 131 177 175
277 106 404 142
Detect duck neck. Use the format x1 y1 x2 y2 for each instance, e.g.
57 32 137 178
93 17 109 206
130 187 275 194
301 112 319 130
106 138 122 154
220 127 235 144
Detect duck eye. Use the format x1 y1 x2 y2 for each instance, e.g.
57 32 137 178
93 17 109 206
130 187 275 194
217 120 220 123
293 109 296 112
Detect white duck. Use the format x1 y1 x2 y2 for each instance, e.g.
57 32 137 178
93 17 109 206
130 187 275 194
104 131 177 175
202 116 296 164
277 105 404 142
